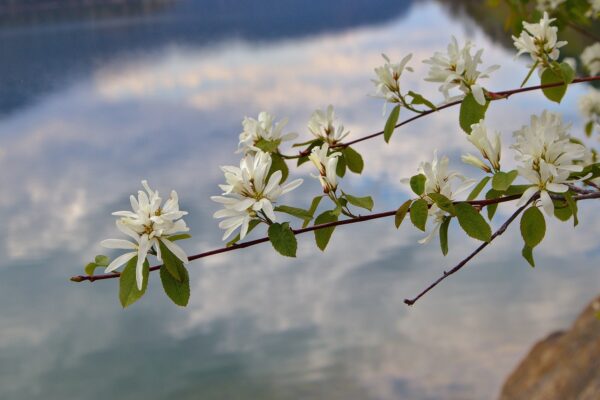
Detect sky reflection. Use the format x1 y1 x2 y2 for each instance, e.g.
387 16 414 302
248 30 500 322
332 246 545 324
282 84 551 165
0 2 599 399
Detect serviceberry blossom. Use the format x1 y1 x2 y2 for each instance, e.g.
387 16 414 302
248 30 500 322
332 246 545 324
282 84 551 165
512 111 587 215
238 111 298 154
461 120 501 173
512 12 567 71
212 151 303 240
102 181 190 290
581 43 600 76
309 143 341 193
411 151 475 244
423 36 499 106
536 0 566 11
307 105 350 145
372 53 413 108
579 89 600 130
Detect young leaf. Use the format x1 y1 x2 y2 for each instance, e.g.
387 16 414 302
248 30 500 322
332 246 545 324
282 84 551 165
167 233 192 242
336 153 347 177
520 206 546 248
407 90 436 110
159 263 190 307
410 174 426 196
344 194 374 211
274 205 314 220
85 262 102 276
303 196 323 228
268 222 297 257
95 255 110 266
459 93 489 134
269 153 289 182
159 241 182 281
394 199 412 229
254 138 281 153
491 170 518 191
455 203 491 242
410 199 428 231
540 62 573 104
314 210 338 251
467 176 491 201
564 192 579 226
585 121 594 137
427 192 456 215
343 147 364 174
439 216 451 256
384 105 401 143
119 257 149 308
485 189 501 220
522 245 535 268
554 201 572 221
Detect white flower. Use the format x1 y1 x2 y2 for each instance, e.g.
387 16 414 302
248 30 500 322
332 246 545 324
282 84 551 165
512 12 567 71
581 43 600 76
308 143 341 193
102 181 190 290
307 105 350 145
512 111 586 215
410 151 475 244
461 153 491 173
536 0 566 11
423 36 499 105
238 111 298 154
587 0 600 18
212 151 303 240
372 53 413 106
462 120 501 172
579 89 600 128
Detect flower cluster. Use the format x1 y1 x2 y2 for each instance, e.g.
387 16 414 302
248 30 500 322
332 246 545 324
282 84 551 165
423 36 499 106
582 43 600 76
102 181 190 289
372 53 413 107
238 111 298 154
512 111 586 214
462 120 502 173
212 151 303 240
512 12 567 71
308 105 350 145
579 89 600 133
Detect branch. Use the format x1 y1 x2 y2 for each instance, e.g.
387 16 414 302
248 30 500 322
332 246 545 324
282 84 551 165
403 192 600 306
566 21 600 43
70 194 524 283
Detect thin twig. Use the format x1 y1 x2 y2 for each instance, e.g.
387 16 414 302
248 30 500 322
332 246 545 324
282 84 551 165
403 192 600 306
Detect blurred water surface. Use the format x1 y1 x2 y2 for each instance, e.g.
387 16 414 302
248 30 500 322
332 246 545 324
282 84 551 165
0 1 599 399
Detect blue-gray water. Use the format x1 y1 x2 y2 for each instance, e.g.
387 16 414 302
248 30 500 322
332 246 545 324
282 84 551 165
0 1 599 399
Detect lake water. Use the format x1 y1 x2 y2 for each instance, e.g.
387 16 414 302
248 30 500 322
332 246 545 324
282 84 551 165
0 1 599 399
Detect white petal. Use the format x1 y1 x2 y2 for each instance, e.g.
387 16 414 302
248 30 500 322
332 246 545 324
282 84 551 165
539 190 554 216
161 238 189 264
100 239 137 250
104 252 136 273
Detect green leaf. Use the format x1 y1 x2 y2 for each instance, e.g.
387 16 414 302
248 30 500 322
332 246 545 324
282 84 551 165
159 263 190 307
268 153 289 182
274 205 314 220
394 199 412 229
268 222 297 257
485 189 501 220
504 185 531 196
303 196 323 228
410 174 426 196
85 262 102 276
254 138 281 153
344 194 374 211
492 170 518 191
384 105 400 143
540 63 573 103
227 219 260 247
522 245 535 268
336 153 347 177
520 206 546 248
94 255 110 266
167 233 192 242
343 147 364 174
409 199 428 232
292 139 317 148
554 201 572 221
455 203 491 242
585 121 594 137
439 216 451 256
564 192 579 226
467 176 491 201
459 93 489 133
159 241 182 281
407 90 437 110
427 192 456 215
314 210 338 251
119 257 149 308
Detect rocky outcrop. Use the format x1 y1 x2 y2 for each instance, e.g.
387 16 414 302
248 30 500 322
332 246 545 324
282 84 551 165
499 296 600 400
